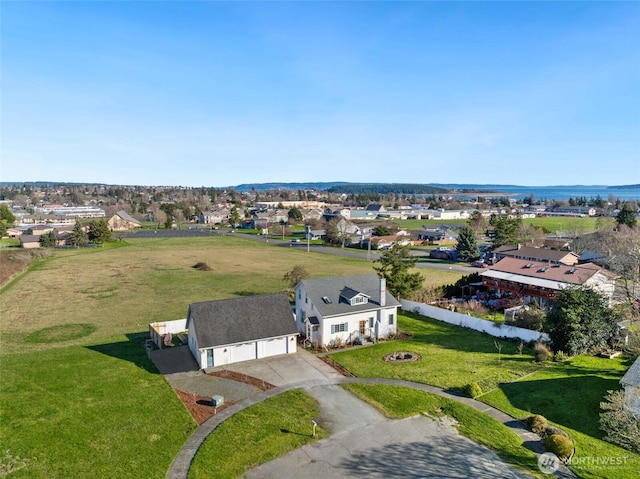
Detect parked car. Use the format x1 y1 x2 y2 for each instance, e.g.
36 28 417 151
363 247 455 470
470 260 488 268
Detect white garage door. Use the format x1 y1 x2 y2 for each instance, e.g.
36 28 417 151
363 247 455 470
231 342 257 363
262 337 287 357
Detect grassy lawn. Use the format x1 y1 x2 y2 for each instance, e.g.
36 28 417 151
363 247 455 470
0 236 394 478
343 383 544 478
188 389 327 479
481 355 640 479
329 311 542 392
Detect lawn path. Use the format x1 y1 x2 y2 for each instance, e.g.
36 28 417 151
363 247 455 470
167 377 577 479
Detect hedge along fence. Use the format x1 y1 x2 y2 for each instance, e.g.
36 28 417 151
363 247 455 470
400 299 550 344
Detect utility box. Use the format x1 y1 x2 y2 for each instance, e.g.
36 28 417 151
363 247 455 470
211 395 224 407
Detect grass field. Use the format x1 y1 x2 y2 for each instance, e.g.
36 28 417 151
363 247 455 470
392 216 599 233
342 383 544 478
0 236 462 478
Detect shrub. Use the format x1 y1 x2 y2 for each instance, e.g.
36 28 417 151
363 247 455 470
464 382 483 399
544 434 574 461
534 343 550 362
544 425 570 439
192 262 211 271
553 351 565 362
526 414 548 434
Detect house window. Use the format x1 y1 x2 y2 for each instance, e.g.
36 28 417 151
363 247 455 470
388 314 394 325
369 317 374 328
298 290 301 299
301 311 306 321
350 296 368 306
331 323 348 334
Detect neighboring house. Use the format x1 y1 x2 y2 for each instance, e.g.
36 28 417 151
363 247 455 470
295 274 400 347
19 235 41 249
494 245 579 266
620 357 640 417
544 206 597 217
108 211 142 231
26 224 54 236
480 257 618 309
199 209 230 225
186 293 298 369
412 228 457 244
368 235 412 250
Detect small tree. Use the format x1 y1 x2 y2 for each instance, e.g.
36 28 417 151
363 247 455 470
455 225 480 261
287 207 303 222
616 203 638 229
39 230 57 247
373 244 423 299
600 389 640 453
373 225 391 236
67 220 89 248
0 204 16 226
88 219 112 245
283 265 309 289
545 287 619 356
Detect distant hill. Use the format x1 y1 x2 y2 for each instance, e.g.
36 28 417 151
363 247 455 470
232 182 350 191
608 184 640 190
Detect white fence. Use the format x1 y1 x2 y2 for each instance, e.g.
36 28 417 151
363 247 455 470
400 299 550 343
149 318 187 349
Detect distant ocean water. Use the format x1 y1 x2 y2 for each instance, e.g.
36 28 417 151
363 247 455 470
440 185 640 202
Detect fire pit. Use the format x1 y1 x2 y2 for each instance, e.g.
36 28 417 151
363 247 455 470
383 351 421 363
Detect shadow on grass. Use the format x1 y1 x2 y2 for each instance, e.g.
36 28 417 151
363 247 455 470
280 428 310 437
86 332 159 374
496 375 620 438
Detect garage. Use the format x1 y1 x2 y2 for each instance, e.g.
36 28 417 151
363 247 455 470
231 342 258 363
186 293 299 369
260 337 288 357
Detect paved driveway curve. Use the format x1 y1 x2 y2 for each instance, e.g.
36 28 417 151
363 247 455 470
166 350 576 479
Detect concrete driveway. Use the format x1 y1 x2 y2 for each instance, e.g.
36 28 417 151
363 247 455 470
171 350 535 479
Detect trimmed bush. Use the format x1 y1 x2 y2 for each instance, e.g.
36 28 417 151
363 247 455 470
544 425 570 439
534 343 550 362
526 414 548 434
464 382 483 399
544 434 574 461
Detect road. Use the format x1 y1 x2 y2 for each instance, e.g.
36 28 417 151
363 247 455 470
230 231 479 274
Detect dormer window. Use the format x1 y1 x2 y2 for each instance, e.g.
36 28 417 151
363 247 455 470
350 295 368 306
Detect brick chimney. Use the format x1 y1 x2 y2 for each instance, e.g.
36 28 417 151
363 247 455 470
379 277 386 307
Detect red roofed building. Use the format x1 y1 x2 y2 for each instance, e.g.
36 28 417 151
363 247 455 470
480 257 618 309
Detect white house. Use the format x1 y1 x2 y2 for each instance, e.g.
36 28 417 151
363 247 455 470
186 293 298 369
295 274 400 347
620 357 640 417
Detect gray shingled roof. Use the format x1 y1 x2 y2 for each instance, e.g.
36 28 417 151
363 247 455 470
298 274 400 318
115 210 142 225
620 357 640 388
188 293 297 348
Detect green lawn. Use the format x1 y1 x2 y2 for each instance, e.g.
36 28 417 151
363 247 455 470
329 311 543 392
329 314 640 479
0 236 384 478
343 383 544 478
188 389 327 479
481 355 640 479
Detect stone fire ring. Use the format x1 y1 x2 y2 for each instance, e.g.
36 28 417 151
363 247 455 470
383 351 421 363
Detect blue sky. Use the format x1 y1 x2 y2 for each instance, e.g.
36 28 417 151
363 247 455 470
2 1 639 187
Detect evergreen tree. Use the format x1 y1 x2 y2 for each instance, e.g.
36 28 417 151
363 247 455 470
491 215 521 247
373 244 423 299
455 225 480 261
616 203 637 229
0 204 16 226
545 287 619 356
68 220 89 248
39 230 57 247
229 206 241 227
88 219 112 245
288 207 303 222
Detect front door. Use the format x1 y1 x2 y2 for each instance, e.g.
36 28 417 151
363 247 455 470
359 320 366 334
206 349 213 368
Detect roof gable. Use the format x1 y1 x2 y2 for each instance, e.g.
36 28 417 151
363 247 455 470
298 274 399 317
188 293 297 348
621 357 640 388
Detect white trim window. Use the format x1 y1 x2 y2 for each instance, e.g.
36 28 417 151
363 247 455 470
331 322 348 334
